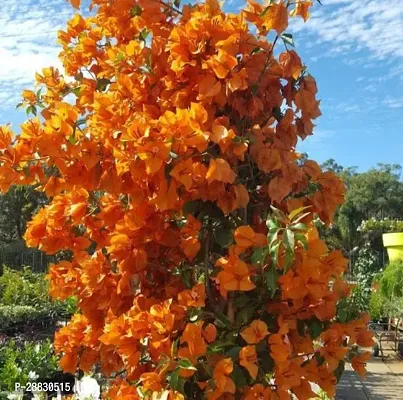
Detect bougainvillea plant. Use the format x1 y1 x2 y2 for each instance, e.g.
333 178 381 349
0 0 373 398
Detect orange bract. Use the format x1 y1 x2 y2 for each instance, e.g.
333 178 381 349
241 320 270 344
0 0 372 398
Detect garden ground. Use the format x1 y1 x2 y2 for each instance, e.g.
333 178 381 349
336 348 403 399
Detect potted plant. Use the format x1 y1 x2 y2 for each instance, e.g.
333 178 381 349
359 218 403 262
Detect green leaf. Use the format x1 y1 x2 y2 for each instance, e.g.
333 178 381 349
288 206 310 221
236 305 256 326
270 206 287 224
290 222 307 231
207 340 234 354
16 103 23 109
251 246 269 266
169 370 181 392
72 87 81 96
226 347 241 362
266 218 279 231
214 312 232 329
272 106 282 122
260 1 274 16
284 248 294 271
268 230 280 248
251 47 262 55
283 229 295 252
292 211 311 224
178 359 197 370
259 351 274 373
281 33 295 48
314 353 325 366
182 200 202 216
188 308 202 322
180 267 193 289
234 295 251 308
139 65 152 74
230 365 247 389
337 308 348 323
307 318 323 340
68 135 76 145
26 105 37 116
270 242 281 267
213 228 234 248
295 233 308 250
139 28 150 42
116 53 125 62
130 5 142 16
334 361 345 383
174 0 181 7
265 265 279 297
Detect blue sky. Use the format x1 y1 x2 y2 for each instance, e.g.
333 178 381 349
1 0 402 172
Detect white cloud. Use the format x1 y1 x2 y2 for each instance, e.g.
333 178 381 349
291 0 403 61
383 97 403 109
0 0 76 109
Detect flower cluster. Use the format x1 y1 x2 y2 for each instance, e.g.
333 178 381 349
0 0 372 399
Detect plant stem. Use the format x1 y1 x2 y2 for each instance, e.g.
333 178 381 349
204 229 212 304
227 294 235 323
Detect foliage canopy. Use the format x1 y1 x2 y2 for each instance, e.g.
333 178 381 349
0 0 372 399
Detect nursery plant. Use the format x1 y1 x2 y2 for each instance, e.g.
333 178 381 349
0 0 373 399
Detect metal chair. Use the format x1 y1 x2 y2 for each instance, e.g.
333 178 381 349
369 318 402 360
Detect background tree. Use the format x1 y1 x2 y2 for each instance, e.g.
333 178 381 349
319 161 403 270
0 186 46 244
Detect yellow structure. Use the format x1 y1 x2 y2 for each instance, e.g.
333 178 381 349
383 233 403 262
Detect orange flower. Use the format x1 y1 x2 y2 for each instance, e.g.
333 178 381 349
137 141 172 175
140 372 163 392
213 358 236 394
178 283 206 308
207 50 238 79
279 50 303 80
180 322 207 358
239 346 259 379
257 147 282 173
234 225 267 249
22 90 37 104
203 323 217 343
241 320 269 344
290 0 312 22
0 0 369 394
244 384 273 399
206 158 236 184
268 334 291 363
262 1 288 34
351 352 371 379
216 256 256 293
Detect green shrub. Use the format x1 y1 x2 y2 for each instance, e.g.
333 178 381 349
347 284 370 314
0 266 78 320
0 267 49 307
0 305 54 331
380 261 403 299
369 290 387 321
354 243 382 288
0 339 59 394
